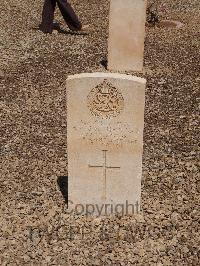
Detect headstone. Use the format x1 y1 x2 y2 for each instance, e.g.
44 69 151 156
108 0 147 72
67 73 146 216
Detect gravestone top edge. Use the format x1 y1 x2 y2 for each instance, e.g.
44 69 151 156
67 72 146 84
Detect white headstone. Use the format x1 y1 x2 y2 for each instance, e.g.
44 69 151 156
108 0 147 72
67 73 146 216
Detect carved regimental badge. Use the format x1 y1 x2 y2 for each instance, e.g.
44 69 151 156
87 80 124 118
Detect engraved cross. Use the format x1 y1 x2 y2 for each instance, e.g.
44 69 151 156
89 150 120 200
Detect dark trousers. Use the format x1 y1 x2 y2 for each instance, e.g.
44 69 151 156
40 0 82 33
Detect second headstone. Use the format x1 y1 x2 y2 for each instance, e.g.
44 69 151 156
108 0 147 72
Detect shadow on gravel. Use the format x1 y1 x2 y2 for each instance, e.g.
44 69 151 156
31 25 89 36
100 59 108 69
57 176 68 204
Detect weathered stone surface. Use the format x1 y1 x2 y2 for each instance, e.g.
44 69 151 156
67 73 146 215
108 0 147 72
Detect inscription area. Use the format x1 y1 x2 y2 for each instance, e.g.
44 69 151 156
89 150 120 201
87 79 124 118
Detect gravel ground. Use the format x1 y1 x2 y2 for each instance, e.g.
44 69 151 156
0 0 199 265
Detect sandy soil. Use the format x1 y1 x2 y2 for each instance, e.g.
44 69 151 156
0 0 199 265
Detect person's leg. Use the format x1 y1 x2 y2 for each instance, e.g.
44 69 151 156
40 0 57 33
56 0 82 31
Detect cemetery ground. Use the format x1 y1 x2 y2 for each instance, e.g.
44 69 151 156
0 0 199 265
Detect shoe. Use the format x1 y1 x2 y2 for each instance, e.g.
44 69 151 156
53 21 60 31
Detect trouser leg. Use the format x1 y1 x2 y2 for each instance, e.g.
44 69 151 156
56 0 82 30
40 0 56 33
